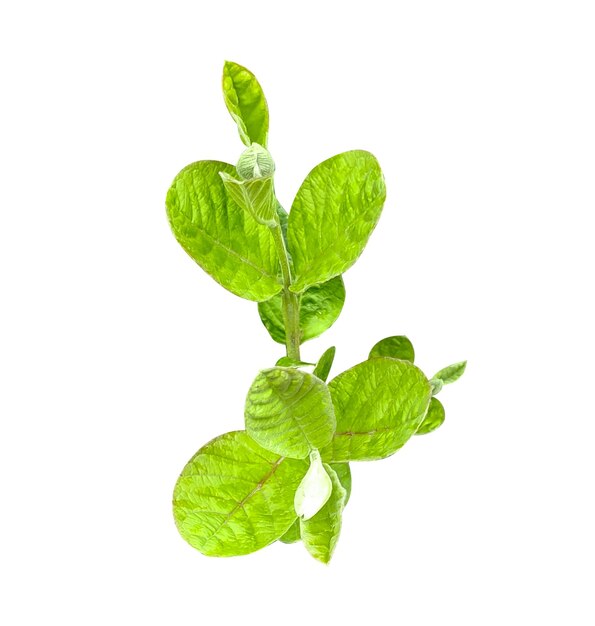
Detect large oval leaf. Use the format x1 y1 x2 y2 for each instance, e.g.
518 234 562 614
166 160 281 301
173 431 307 557
287 151 386 293
321 357 432 462
245 367 336 459
222 61 269 147
258 276 345 344
300 464 347 563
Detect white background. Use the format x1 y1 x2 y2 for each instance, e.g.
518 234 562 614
1 1 594 624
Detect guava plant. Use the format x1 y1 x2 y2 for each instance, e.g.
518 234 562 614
166 61 466 563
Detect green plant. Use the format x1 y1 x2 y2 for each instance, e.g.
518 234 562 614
166 61 466 564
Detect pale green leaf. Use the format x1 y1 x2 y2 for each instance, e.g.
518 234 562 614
275 357 314 368
430 378 443 396
369 336 415 362
166 161 281 301
300 464 347 564
313 346 336 382
287 151 386 292
432 360 467 385
219 172 277 227
258 276 345 344
236 143 275 179
416 397 445 435
173 431 307 557
222 61 269 147
245 367 336 459
321 357 432 462
279 460 351 545
294 450 333 520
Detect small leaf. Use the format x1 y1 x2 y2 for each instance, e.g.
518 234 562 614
236 143 275 179
173 431 307 556
430 378 443 396
432 360 467 385
219 172 277 227
166 160 281 301
294 450 333 520
321 358 432 462
279 460 350 545
287 151 386 293
313 346 336 382
369 336 415 362
245 368 336 459
275 357 314 368
222 61 269 147
416 397 445 435
279 519 301 544
300 464 347 563
258 276 346 344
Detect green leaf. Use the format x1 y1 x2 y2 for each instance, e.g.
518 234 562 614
219 172 277 227
222 61 269 147
313 346 336 382
173 431 307 557
416 397 445 435
321 357 432 462
294 450 333 520
430 378 443 396
300 464 347 564
287 151 386 293
166 160 281 301
245 367 336 459
369 336 415 362
432 360 467 385
275 357 314 368
279 460 350 545
258 276 346 344
279 519 301 544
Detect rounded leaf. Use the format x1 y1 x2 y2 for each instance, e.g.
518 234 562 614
173 431 307 556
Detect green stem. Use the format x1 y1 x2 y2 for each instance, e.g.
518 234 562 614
270 224 301 361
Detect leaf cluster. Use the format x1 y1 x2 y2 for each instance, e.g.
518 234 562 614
167 62 466 563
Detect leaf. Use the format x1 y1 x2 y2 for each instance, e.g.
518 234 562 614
275 357 314 368
222 61 269 147
313 346 336 382
294 450 333 520
287 151 386 293
300 464 347 564
279 460 350 545
279 519 301 544
321 357 432 462
416 397 445 435
245 367 336 459
432 360 467 385
258 276 346 344
369 336 415 362
166 160 281 301
173 431 307 557
219 172 277 227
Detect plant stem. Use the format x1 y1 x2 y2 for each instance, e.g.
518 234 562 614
270 223 301 361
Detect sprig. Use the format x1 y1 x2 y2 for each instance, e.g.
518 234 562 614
166 61 466 563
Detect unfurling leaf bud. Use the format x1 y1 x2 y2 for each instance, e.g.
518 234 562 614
236 143 275 180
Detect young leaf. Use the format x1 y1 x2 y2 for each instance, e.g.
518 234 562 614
432 360 467 385
166 161 281 301
300 464 347 564
287 151 386 293
245 367 336 459
416 397 445 435
294 450 333 520
275 357 314 368
321 357 432 462
219 172 277 227
313 346 336 382
369 336 415 362
279 461 350 545
173 431 307 557
222 61 269 147
258 276 346 344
